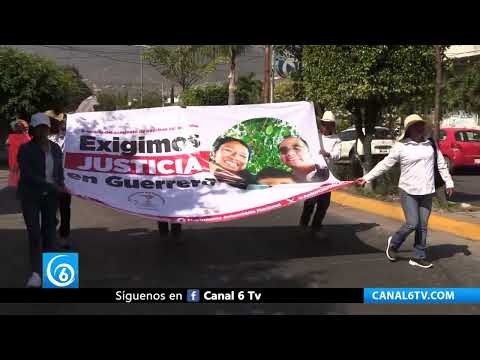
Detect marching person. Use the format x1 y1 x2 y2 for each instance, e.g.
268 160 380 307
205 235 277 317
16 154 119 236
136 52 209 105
257 134 331 239
46 110 72 249
17 113 65 287
157 222 182 242
6 117 31 188
356 114 454 269
299 111 341 239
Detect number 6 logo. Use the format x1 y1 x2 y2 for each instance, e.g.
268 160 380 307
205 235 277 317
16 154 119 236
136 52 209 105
46 255 76 287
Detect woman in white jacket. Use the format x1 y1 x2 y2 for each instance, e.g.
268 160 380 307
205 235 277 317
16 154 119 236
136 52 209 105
356 114 454 269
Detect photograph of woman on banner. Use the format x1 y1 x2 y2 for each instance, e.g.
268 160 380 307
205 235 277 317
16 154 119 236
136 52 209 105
257 136 330 185
208 136 258 189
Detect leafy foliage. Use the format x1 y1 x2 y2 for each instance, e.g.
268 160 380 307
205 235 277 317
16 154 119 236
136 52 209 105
180 84 228 106
181 73 262 106
304 45 436 111
62 65 93 113
303 45 436 174
236 73 262 104
274 78 304 102
0 47 88 122
199 45 250 105
221 118 298 174
143 46 220 91
443 61 480 114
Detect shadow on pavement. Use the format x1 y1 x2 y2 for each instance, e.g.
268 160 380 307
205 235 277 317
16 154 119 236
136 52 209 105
0 222 383 314
0 186 21 215
428 244 472 262
452 168 480 176
0 222 381 289
450 191 480 204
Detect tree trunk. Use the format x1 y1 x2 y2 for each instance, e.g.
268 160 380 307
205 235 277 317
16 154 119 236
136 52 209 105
354 102 380 192
433 45 443 141
170 86 175 104
434 45 448 208
228 54 237 105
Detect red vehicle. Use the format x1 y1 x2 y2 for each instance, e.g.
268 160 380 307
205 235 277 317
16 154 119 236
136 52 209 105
438 128 480 172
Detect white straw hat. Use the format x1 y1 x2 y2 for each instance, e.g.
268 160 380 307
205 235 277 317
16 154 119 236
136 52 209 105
398 114 427 141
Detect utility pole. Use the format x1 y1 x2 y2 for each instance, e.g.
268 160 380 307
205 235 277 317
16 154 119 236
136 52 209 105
140 48 143 106
263 45 271 103
133 45 151 106
270 45 275 103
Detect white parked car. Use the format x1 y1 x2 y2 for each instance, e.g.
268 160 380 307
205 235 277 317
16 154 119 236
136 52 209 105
337 126 395 163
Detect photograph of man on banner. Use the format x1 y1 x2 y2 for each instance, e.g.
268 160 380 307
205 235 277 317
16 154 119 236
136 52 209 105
257 136 330 186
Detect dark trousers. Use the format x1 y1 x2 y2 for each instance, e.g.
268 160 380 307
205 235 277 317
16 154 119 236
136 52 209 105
57 192 71 238
300 193 331 230
21 193 58 274
158 222 182 236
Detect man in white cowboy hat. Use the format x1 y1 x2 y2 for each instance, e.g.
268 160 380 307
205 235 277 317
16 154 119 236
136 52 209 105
356 114 454 269
318 110 342 166
299 110 342 239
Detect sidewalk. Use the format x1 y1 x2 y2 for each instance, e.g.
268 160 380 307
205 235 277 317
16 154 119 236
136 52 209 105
332 190 480 241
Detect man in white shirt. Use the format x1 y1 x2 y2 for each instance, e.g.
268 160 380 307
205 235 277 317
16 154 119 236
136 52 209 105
356 114 454 269
300 111 341 239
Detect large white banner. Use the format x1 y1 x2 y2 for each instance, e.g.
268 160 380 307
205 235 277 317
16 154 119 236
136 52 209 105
64 101 352 223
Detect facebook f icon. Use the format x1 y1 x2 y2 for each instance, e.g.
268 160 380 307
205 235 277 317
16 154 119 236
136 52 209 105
187 289 200 303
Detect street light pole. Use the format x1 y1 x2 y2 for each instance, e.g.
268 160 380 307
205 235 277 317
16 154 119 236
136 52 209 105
270 45 274 103
140 48 143 106
133 45 152 106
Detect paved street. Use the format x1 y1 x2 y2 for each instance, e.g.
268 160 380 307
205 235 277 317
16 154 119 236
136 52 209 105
451 167 480 206
1 169 480 315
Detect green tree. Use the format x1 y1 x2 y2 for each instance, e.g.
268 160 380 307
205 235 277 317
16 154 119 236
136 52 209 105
95 92 130 111
62 65 93 112
201 45 250 105
304 45 436 179
443 61 480 114
143 46 220 92
0 47 85 122
274 78 303 102
236 72 262 104
180 73 262 106
180 84 228 106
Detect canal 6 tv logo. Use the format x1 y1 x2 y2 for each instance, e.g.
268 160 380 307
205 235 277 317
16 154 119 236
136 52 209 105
42 253 79 288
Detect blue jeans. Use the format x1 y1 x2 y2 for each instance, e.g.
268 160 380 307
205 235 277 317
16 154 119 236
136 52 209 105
391 189 433 259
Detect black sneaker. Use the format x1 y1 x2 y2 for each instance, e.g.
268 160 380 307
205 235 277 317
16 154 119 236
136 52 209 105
409 258 433 269
386 236 398 261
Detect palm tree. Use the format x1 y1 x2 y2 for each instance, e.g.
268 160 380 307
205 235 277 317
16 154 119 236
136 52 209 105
143 45 220 94
202 45 249 105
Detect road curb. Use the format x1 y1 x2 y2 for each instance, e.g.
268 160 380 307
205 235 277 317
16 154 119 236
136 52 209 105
331 191 480 241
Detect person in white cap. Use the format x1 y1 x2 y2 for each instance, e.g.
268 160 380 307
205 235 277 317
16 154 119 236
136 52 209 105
17 113 65 288
356 114 454 269
299 111 341 239
45 110 71 250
